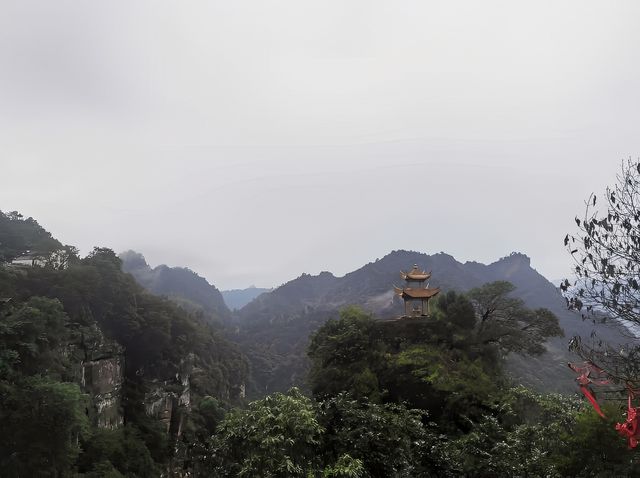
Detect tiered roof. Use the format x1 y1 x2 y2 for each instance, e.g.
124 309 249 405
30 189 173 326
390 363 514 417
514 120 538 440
394 264 440 304
400 265 431 282
393 286 440 299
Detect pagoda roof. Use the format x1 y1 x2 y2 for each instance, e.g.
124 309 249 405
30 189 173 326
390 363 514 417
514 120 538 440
400 265 431 281
393 286 440 299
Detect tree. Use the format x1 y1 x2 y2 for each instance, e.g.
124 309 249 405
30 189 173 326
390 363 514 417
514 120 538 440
562 159 640 381
317 393 439 477
46 245 80 270
0 376 90 477
386 344 499 428
322 454 365 478
468 281 563 356
0 210 63 262
206 388 323 477
553 403 640 477
438 386 584 478
77 426 160 478
563 159 640 324
0 296 72 379
307 307 385 401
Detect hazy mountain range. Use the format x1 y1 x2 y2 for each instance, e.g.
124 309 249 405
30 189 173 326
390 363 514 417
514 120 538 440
221 287 272 311
230 250 623 395
119 250 231 322
121 248 626 397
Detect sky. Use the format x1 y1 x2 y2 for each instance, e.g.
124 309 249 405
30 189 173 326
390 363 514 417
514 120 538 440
2 1 640 289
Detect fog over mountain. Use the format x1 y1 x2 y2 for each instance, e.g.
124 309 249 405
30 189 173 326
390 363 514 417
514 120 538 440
4 1 640 474
221 287 272 311
3 1 640 289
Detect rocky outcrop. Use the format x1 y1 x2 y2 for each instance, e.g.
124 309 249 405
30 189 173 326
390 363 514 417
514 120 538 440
82 355 124 429
71 324 125 429
144 354 193 437
72 321 239 437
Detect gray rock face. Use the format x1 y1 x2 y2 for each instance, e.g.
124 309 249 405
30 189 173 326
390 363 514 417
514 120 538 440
144 354 194 437
82 355 124 429
75 333 199 435
69 325 125 429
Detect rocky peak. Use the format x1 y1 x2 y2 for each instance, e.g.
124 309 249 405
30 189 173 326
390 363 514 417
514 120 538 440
119 250 149 269
498 252 531 267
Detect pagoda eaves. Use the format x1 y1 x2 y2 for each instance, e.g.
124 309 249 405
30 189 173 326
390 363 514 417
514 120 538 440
393 264 441 318
394 287 440 299
400 264 431 282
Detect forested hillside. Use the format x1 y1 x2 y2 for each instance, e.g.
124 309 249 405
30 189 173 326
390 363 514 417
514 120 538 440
2 210 637 477
204 305 636 477
0 211 248 476
0 210 64 262
233 250 625 396
120 250 231 322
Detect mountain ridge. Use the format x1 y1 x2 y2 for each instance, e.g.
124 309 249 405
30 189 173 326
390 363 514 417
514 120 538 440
120 250 231 322
233 249 625 396
221 286 272 311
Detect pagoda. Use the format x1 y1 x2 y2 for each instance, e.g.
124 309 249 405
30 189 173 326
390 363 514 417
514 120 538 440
393 264 440 318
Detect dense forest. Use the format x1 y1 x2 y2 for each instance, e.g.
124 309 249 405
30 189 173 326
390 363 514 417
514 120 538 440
1 200 639 477
0 212 248 477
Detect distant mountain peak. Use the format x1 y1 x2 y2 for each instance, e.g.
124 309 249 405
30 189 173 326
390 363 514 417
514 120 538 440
221 286 272 311
119 250 230 320
489 252 532 274
500 251 531 265
235 247 620 395
119 250 148 269
317 271 335 277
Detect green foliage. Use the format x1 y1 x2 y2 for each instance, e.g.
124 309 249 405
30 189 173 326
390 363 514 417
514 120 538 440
83 461 126 478
0 376 90 477
439 387 581 477
308 302 505 427
468 281 563 356
308 307 385 401
205 388 441 478
3 209 638 476
554 404 640 477
197 395 227 433
0 210 63 262
387 344 498 427
433 290 476 331
302 300 629 477
120 249 231 322
0 212 250 475
207 388 322 477
322 454 365 478
317 393 437 478
8 245 248 401
0 296 72 379
77 426 161 477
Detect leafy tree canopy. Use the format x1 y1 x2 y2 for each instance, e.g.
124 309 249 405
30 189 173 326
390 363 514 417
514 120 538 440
0 210 63 262
468 280 563 356
207 388 323 477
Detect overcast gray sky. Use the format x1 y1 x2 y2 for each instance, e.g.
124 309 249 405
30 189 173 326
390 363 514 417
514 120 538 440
2 1 639 289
